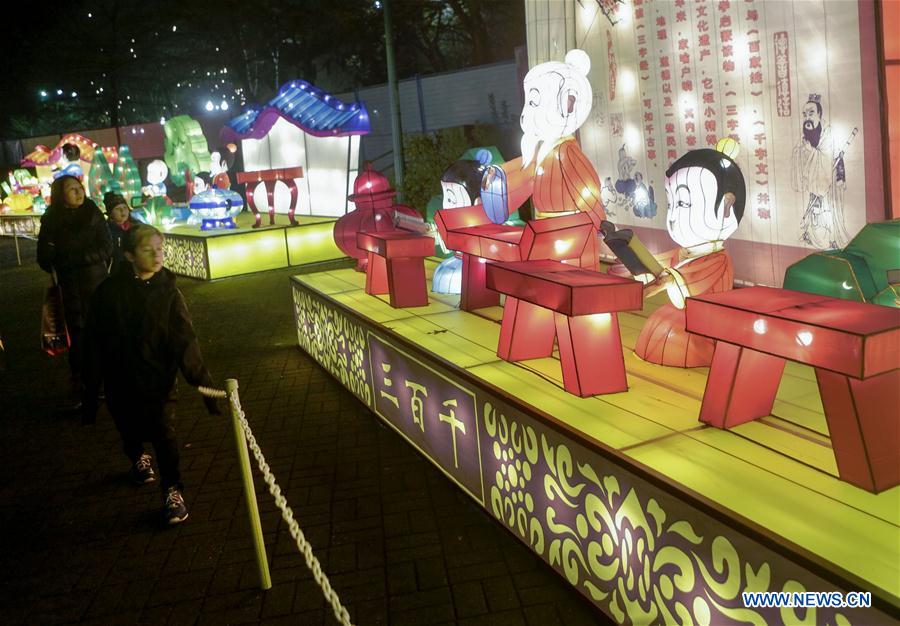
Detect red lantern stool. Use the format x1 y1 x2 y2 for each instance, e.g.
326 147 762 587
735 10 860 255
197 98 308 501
357 230 435 308
686 286 900 493
486 259 643 397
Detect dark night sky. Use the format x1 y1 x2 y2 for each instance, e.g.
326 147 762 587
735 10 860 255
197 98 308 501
1 0 526 140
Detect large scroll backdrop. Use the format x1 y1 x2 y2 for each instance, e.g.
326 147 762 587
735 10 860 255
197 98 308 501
574 0 867 253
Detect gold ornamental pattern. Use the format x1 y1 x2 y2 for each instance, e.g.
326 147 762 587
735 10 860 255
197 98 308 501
292 285 372 407
482 400 856 626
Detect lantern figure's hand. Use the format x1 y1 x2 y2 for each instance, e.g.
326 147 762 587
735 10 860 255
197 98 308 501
480 165 510 225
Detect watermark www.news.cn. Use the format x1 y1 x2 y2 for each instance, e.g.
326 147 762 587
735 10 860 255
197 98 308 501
742 591 872 609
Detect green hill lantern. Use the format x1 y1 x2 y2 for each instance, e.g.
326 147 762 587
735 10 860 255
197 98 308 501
115 145 142 202
163 115 212 187
88 149 117 206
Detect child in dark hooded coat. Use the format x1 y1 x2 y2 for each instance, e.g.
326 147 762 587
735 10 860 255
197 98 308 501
82 224 220 524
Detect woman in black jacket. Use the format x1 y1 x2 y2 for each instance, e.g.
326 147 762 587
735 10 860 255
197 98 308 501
37 175 113 397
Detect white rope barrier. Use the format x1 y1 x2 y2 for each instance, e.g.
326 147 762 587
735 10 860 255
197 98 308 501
199 384 353 626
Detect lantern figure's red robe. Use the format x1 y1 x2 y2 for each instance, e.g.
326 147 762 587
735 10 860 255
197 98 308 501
497 138 606 227
635 249 733 368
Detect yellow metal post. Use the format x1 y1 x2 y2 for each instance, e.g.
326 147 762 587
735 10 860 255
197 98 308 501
226 378 272 590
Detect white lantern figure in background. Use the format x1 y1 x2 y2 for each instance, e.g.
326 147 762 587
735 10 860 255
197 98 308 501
209 146 235 190
143 159 169 197
519 49 594 169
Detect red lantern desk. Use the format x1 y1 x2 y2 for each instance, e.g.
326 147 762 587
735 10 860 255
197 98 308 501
357 230 435 308
486 260 643 397
686 286 900 493
434 205 599 311
235 167 304 228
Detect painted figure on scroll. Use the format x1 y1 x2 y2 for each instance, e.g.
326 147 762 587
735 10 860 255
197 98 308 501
609 146 746 368
479 48 606 234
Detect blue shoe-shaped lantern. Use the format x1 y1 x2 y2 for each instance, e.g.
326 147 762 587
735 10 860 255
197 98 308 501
188 189 244 230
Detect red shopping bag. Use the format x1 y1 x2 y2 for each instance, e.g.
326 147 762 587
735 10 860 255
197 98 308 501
41 270 70 356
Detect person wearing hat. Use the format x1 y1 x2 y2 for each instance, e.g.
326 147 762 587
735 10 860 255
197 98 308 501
104 191 138 274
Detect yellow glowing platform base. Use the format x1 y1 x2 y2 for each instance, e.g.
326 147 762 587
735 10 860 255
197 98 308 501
162 212 344 280
291 259 899 625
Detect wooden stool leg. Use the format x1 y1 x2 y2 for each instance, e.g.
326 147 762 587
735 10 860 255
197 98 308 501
699 342 786 428
386 257 428 308
816 368 900 493
497 297 555 361
461 253 500 311
287 180 299 225
555 312 627 396
365 252 389 295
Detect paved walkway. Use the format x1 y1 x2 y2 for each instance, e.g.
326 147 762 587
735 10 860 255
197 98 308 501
0 237 607 625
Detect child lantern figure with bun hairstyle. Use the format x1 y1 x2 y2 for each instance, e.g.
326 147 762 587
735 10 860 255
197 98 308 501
480 49 606 229
432 149 493 295
604 141 746 368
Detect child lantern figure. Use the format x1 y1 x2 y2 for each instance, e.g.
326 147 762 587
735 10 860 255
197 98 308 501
480 49 605 228
432 150 493 295
630 146 745 368
142 160 169 198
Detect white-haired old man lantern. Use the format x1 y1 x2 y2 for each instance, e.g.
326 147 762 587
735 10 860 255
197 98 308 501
481 49 606 228
433 50 609 311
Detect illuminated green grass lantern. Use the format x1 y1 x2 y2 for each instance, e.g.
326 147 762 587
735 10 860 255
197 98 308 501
163 115 212 187
88 149 116 205
784 219 900 307
115 145 142 203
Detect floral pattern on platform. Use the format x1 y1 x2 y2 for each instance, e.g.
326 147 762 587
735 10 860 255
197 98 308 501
163 237 208 279
481 400 858 626
293 286 371 407
484 401 544 554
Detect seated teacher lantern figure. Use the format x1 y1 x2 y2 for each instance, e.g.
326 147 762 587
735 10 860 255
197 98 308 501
480 48 606 229
433 51 606 311
605 144 746 368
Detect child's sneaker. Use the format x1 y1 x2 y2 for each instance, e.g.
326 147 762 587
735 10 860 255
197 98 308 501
164 487 189 525
132 453 156 484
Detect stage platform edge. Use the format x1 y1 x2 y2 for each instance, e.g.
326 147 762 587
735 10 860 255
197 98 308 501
163 215 344 280
290 265 899 626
